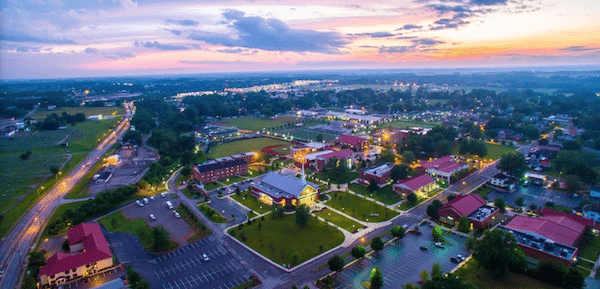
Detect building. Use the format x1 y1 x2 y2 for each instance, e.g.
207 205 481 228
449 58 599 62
420 156 469 183
251 171 319 207
193 158 248 183
582 204 600 222
392 174 437 197
40 223 113 286
314 149 354 172
93 165 115 184
498 129 524 141
335 135 369 151
373 129 406 147
489 173 515 191
524 172 547 186
590 185 600 199
439 194 499 229
359 163 393 186
496 209 592 266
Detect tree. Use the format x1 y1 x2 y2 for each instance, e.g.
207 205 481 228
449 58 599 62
554 150 584 172
62 238 70 252
316 133 324 142
473 229 526 278
391 164 410 181
391 226 406 239
431 262 443 279
563 267 585 289
538 138 549 146
494 196 506 213
407 192 417 203
295 204 310 227
180 151 195 166
447 193 457 201
534 261 567 287
419 269 430 283
370 267 384 289
564 174 583 193
50 165 60 176
432 199 443 209
402 151 416 164
151 226 170 252
368 179 379 192
529 203 538 211
514 197 525 208
496 151 527 178
422 274 475 289
20 150 32 160
351 246 366 258
123 129 143 144
292 285 298 289
371 237 384 250
427 204 440 220
377 149 396 164
458 216 470 233
562 140 582 151
432 226 443 241
328 254 345 272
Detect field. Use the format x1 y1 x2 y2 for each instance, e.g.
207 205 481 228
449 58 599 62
485 143 516 160
207 137 290 159
217 117 296 132
228 214 344 266
379 119 436 129
580 236 600 261
349 183 401 205
455 259 562 289
326 191 398 222
230 191 272 214
397 197 427 211
280 128 338 142
99 211 178 252
313 208 364 233
32 106 125 120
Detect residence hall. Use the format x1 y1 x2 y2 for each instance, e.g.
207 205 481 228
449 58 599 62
39 223 113 286
335 135 369 151
419 156 469 183
392 174 437 197
251 171 319 207
497 208 595 266
360 163 393 186
300 148 354 172
192 152 254 183
439 193 499 229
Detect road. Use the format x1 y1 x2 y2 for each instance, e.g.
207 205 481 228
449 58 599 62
0 102 135 289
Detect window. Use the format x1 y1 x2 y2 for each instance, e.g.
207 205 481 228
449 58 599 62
72 268 77 272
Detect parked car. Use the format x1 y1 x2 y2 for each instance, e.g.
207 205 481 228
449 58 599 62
150 214 156 220
173 210 181 218
161 192 166 198
166 201 173 209
450 256 460 263
143 197 149 204
456 254 465 261
150 196 155 201
136 200 144 207
419 246 428 251
203 254 210 261
435 242 445 249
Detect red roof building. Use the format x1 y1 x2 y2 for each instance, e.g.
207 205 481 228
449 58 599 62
335 135 369 151
420 156 469 183
439 194 498 229
359 163 393 186
393 174 437 197
40 223 113 286
315 149 354 172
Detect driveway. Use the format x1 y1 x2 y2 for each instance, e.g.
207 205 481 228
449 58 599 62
332 223 468 288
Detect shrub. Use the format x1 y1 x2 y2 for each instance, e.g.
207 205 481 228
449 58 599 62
351 246 366 258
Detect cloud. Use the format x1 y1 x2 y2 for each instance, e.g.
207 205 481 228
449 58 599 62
118 0 137 10
188 9 347 54
48 0 64 6
134 40 190 51
179 60 258 65
427 4 473 15
15 47 41 53
378 38 446 54
0 34 76 44
379 46 413 54
353 31 395 38
167 29 182 36
105 52 135 60
396 24 422 31
165 19 199 26
84 47 99 54
216 48 259 55
470 0 509 6
412 38 445 46
559 46 600 52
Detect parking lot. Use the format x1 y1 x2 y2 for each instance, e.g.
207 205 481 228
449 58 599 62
332 223 468 288
487 184 582 210
122 194 195 246
105 230 251 289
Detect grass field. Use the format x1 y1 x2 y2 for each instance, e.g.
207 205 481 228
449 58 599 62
228 214 344 266
397 197 427 211
485 143 516 160
326 191 398 222
580 236 600 261
218 117 294 132
207 137 289 159
349 183 401 205
315 171 360 185
198 204 228 223
32 106 125 120
379 119 436 129
37 201 87 248
220 176 246 185
474 186 493 200
281 129 338 142
230 192 271 214
313 208 364 233
455 259 562 289
99 211 178 252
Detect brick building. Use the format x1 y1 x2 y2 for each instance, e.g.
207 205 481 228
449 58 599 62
359 163 393 186
193 153 254 183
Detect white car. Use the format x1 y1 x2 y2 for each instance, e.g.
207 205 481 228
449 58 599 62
149 214 156 220
161 192 166 198
203 254 209 261
143 197 149 204
173 210 181 218
150 196 155 201
136 200 144 207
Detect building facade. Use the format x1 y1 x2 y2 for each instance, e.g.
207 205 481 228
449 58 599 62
359 163 393 186
193 152 254 183
251 171 319 207
489 173 515 191
420 156 469 183
392 174 437 197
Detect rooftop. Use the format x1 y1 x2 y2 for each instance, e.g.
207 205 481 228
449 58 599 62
196 158 247 173
440 193 487 217
362 163 393 177
504 215 585 246
420 156 466 173
468 205 498 222
394 174 436 191
254 171 319 199
316 149 354 161
336 135 368 147
497 225 577 261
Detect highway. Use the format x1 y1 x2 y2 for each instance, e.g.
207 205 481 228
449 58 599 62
0 102 135 289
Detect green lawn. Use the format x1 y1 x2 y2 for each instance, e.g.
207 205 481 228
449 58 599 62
397 197 427 211
474 186 493 200
230 192 272 214
0 198 18 214
349 183 402 205
580 236 600 261
326 191 398 222
220 176 247 185
484 143 516 160
228 214 344 267
208 137 290 158
198 204 228 223
282 129 338 142
379 119 436 129
202 182 222 191
37 201 87 248
32 106 125 120
455 259 562 289
313 208 364 233
99 211 178 252
217 117 293 132
315 171 360 184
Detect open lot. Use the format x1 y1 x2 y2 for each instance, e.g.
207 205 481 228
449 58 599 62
313 208 365 233
31 106 125 120
349 183 401 205
228 214 344 267
332 223 467 288
207 137 290 159
326 191 398 222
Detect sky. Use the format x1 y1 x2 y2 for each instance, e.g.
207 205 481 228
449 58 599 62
1 0 599 79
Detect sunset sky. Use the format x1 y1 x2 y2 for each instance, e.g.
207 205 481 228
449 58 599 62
1 0 599 79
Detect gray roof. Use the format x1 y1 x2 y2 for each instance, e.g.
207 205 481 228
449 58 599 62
256 172 319 199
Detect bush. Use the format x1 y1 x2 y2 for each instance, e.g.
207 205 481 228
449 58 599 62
391 226 406 239
371 237 384 250
328 254 345 272
351 246 367 258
